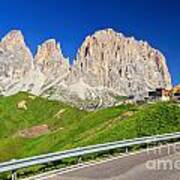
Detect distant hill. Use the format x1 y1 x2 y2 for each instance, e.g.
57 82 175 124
0 92 179 162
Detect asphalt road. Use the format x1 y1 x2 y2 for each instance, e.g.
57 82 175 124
41 145 180 180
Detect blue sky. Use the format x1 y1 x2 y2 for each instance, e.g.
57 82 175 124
0 0 179 85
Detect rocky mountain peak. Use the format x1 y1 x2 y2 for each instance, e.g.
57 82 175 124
1 30 25 49
34 39 65 64
0 30 33 96
34 39 69 87
74 29 172 99
0 30 33 63
0 28 173 110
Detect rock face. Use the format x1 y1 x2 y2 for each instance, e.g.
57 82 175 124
74 29 171 99
34 39 69 76
0 29 172 110
33 39 69 94
0 30 33 95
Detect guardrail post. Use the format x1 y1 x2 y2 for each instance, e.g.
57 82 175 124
146 142 149 150
11 170 17 180
78 156 82 164
125 147 128 153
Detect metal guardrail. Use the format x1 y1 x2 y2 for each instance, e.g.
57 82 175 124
1 132 180 179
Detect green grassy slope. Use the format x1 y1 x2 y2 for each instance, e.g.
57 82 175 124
0 92 179 162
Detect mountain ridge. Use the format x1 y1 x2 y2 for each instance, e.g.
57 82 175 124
0 29 172 109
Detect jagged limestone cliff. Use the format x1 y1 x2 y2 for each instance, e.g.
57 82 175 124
0 29 172 110
74 29 171 96
0 30 33 95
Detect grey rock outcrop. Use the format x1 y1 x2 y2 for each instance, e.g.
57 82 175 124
0 30 33 95
73 29 171 100
34 39 69 76
16 39 70 96
33 39 69 94
0 29 172 110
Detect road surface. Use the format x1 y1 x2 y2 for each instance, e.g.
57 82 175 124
35 145 180 180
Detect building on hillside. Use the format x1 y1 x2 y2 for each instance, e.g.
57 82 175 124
148 90 158 100
147 88 171 102
146 85 180 103
172 92 180 102
172 85 180 102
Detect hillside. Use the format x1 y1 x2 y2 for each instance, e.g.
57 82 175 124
0 92 179 162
